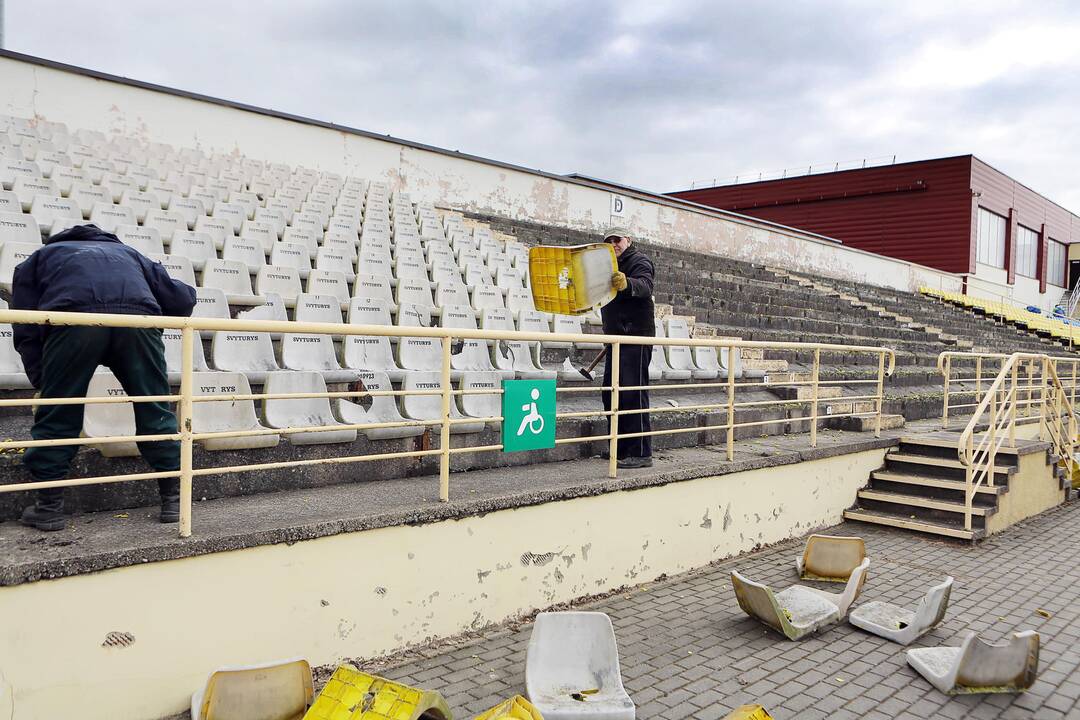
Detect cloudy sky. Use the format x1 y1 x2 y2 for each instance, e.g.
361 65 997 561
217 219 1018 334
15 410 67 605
6 1 1080 208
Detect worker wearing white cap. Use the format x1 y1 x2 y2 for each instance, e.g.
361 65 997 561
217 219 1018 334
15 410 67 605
600 227 654 468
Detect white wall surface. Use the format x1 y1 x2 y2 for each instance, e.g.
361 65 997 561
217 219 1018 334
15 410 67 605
0 53 964 296
971 263 1066 312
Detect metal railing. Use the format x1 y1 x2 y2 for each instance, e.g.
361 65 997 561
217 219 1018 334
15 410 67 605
686 156 897 190
0 308 895 538
941 352 1079 531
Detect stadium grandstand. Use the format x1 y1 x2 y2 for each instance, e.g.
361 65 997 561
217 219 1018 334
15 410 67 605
1 49 1078 719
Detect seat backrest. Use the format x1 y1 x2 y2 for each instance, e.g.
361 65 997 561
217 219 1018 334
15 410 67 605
144 210 187 244
955 631 1040 692
211 330 278 373
473 285 505 311
162 328 209 373
525 612 627 697
801 534 867 581
506 287 536 315
262 370 337 429
315 248 354 277
459 371 501 419
400 371 448 420
730 571 792 637
306 269 350 305
282 226 319 256
194 215 232 248
170 231 217 268
88 201 135 233
268 242 311 273
435 283 471 308
202 258 254 297
192 287 230 320
912 576 954 634
193 657 313 720
295 293 344 324
83 371 135 439
353 274 394 305
239 220 278 253
336 370 405 425
0 242 40 291
396 278 434 310
29 195 79 231
116 224 165 255
281 332 342 371
237 292 287 323
255 265 302 303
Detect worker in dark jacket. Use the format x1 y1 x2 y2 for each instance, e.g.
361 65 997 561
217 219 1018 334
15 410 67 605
600 227 655 468
11 224 197 531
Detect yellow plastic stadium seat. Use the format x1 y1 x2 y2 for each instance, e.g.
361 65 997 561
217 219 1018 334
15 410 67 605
191 657 314 720
528 243 617 315
723 706 775 720
473 695 543 720
303 666 452 720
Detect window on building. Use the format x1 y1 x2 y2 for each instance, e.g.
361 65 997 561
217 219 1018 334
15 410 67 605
1047 239 1067 287
976 208 1006 268
1015 225 1038 278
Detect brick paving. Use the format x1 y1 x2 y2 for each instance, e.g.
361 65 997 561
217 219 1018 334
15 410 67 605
377 501 1080 719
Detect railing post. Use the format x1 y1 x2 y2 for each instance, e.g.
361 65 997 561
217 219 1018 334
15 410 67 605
1073 360 1078 409
964 446 973 533
975 356 983 411
1009 360 1018 446
988 390 997 488
178 326 195 538
875 351 885 438
726 347 736 461
1039 357 1049 442
941 355 951 429
439 335 452 502
810 349 820 447
608 342 620 479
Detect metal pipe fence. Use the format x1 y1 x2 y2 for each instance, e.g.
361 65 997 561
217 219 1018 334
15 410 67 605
0 308 896 538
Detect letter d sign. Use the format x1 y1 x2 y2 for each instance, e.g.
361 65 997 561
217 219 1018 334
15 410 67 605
610 194 626 217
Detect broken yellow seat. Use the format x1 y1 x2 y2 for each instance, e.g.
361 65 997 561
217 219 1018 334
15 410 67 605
722 706 774 720
191 656 314 720
303 665 452 720
474 695 543 720
795 534 866 582
528 244 616 316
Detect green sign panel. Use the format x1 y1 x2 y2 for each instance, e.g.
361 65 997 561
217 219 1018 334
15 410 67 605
501 379 557 452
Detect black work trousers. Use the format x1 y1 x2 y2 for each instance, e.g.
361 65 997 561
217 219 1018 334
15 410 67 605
601 342 652 459
23 326 181 505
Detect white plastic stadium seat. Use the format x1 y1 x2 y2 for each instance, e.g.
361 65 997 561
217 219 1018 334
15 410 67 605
730 570 840 641
88 202 136 234
525 612 636 720
0 210 43 245
440 304 506 379
262 371 357 445
396 305 440 372
279 330 359 384
906 631 1039 695
162 328 210 384
0 243 39 292
650 324 690 381
255 265 302 305
148 253 198 288
210 328 279 384
482 309 554 380
0 302 32 388
223 237 268 273
82 372 139 457
335 370 424 441
29 195 80 234
305 269 350 308
342 298 404 382
400 372 485 434
169 231 217 271
0 190 19 214
116 225 165 256
458 371 502 424
12 176 59 212
666 317 714 380
202 259 261 305
849 576 953 646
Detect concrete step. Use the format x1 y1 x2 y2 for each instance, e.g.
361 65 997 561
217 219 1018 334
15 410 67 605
842 508 982 540
856 488 996 516
828 413 905 432
885 451 1016 476
870 469 1004 496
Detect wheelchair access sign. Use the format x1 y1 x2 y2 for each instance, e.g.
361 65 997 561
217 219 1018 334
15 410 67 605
501 379 556 452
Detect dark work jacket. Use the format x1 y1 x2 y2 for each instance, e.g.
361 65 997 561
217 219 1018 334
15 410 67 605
11 224 197 388
601 244 656 337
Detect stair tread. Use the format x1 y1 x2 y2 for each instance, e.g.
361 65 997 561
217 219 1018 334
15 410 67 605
857 488 995 515
886 452 1016 474
901 434 1024 454
844 508 981 540
871 470 1005 495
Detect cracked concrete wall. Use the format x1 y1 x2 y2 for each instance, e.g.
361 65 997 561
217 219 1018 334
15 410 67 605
0 55 963 295
0 448 885 719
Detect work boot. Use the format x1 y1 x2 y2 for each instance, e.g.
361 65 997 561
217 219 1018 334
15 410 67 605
617 456 653 469
158 477 180 524
159 494 180 524
19 496 66 532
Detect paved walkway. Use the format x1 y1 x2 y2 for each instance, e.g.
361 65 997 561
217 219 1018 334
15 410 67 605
373 501 1080 719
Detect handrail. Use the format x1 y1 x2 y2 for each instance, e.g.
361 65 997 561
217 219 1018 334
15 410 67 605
0 308 896 538
951 351 1079 532
1068 282 1080 318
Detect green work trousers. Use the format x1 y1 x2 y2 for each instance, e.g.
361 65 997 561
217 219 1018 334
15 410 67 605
23 326 180 503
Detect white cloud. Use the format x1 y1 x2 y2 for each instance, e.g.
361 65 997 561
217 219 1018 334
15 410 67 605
5 0 1080 210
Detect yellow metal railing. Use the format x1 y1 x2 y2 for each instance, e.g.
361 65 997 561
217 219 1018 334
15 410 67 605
0 309 896 538
946 351 1079 531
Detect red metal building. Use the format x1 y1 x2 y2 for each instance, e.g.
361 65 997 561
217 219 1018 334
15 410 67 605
669 155 1080 298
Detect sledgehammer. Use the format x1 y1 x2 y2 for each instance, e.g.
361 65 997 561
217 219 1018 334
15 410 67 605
577 349 607 381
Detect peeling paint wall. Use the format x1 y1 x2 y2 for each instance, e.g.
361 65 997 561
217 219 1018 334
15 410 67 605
0 54 963 295
0 448 884 719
